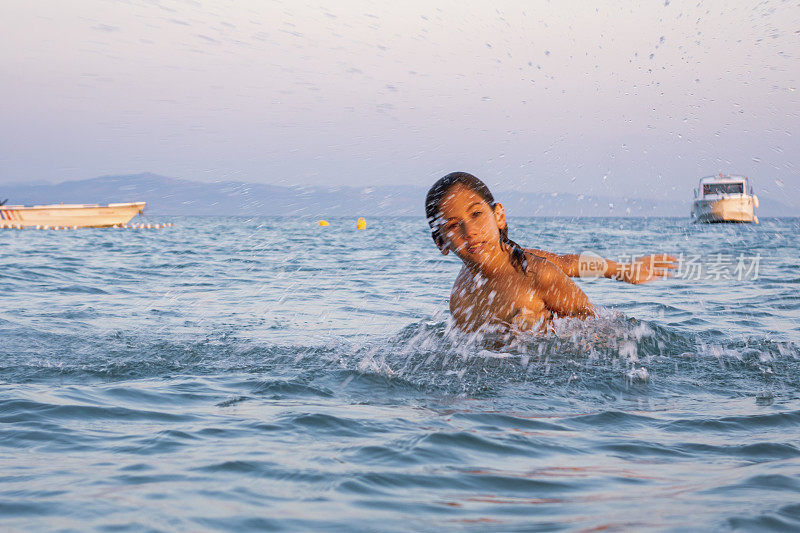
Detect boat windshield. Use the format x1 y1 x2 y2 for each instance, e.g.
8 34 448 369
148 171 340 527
703 182 744 195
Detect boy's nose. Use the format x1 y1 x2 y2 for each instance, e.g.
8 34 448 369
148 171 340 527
462 220 480 237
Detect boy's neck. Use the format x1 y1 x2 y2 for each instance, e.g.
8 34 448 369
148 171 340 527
466 250 517 279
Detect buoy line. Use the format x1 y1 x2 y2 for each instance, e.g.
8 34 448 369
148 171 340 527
1 223 174 230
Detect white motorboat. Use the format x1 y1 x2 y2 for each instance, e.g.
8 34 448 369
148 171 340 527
691 175 758 224
0 202 146 228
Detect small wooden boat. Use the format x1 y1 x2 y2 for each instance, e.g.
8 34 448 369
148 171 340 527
0 202 146 228
691 175 759 223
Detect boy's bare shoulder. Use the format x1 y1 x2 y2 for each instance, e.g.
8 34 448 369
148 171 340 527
524 252 577 297
524 252 562 280
452 264 470 286
450 265 471 299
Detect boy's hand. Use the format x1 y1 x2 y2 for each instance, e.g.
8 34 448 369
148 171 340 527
616 254 677 284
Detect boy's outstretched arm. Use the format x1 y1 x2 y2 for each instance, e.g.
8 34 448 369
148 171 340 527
526 248 677 285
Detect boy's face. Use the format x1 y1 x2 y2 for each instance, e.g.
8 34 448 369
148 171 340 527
435 184 507 265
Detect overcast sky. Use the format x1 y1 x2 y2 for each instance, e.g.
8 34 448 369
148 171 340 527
0 0 797 202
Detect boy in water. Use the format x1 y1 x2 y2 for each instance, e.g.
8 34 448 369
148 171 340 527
425 172 675 332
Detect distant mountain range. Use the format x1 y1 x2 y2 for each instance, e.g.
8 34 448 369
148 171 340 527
2 173 796 217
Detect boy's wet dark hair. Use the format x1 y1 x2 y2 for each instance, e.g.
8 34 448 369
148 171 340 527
425 171 528 272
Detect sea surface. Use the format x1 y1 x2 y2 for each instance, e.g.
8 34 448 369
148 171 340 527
2 216 800 532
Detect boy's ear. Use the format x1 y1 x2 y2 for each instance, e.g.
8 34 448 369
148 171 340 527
494 203 507 231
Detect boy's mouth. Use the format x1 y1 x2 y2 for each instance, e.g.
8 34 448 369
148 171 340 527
466 242 485 254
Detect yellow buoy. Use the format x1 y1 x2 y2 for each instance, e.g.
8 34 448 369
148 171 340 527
318 220 330 226
356 217 366 230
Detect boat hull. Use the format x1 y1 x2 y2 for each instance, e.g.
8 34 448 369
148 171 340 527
691 197 757 223
0 202 146 228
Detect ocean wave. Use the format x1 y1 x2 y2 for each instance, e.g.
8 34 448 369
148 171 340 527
3 313 799 401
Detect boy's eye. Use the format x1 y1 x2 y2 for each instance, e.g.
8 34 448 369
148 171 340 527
472 210 482 217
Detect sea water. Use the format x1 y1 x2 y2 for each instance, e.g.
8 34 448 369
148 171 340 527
1 216 799 531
